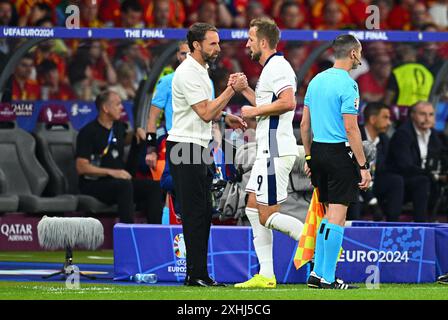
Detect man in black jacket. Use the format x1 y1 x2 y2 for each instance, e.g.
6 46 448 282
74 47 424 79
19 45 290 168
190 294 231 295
387 101 444 222
353 102 404 221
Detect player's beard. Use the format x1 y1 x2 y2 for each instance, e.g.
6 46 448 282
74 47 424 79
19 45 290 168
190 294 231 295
250 49 261 62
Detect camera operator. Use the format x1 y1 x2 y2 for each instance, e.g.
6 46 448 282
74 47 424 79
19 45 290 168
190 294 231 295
387 101 444 222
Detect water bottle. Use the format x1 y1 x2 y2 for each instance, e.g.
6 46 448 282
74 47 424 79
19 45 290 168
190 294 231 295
130 273 157 284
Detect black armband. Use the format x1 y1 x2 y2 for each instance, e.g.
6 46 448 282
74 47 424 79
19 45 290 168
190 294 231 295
146 132 157 148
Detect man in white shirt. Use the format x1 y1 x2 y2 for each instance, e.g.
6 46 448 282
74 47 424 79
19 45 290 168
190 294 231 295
232 17 305 289
387 101 444 222
166 22 248 287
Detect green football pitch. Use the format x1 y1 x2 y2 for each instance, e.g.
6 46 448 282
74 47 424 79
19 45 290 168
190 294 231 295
0 250 114 264
1 251 448 300
1 282 448 300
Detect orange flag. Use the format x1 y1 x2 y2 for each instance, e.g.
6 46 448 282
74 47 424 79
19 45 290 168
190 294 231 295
293 188 325 270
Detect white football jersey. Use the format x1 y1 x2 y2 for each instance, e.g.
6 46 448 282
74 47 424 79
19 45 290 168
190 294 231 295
255 53 298 159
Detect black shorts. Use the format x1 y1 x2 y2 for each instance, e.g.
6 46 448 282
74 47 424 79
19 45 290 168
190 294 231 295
310 142 360 205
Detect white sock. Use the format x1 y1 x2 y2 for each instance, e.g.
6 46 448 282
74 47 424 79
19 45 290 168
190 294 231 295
265 212 304 241
246 207 274 278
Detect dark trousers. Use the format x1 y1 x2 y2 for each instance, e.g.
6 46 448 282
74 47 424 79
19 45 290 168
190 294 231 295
373 173 405 221
403 175 431 222
347 173 405 221
166 141 213 279
79 178 163 224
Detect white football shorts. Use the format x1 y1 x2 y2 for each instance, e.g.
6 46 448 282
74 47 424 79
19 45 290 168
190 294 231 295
245 155 296 206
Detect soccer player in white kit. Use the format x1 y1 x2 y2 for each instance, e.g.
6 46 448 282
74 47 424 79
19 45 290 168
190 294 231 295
233 17 304 288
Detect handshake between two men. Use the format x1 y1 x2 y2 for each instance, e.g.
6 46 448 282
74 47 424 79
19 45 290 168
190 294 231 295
223 72 259 131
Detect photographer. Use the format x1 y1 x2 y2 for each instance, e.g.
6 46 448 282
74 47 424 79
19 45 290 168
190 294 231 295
387 101 444 222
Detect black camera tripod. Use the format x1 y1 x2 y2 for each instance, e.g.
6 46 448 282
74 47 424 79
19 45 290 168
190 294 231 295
42 246 97 280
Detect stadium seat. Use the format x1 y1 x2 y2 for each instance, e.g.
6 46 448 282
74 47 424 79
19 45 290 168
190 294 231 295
33 105 118 214
0 167 19 212
0 103 77 212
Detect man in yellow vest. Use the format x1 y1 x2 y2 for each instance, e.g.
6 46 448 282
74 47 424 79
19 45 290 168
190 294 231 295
384 44 434 108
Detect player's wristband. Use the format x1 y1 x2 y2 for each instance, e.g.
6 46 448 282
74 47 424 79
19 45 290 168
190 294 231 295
146 132 157 148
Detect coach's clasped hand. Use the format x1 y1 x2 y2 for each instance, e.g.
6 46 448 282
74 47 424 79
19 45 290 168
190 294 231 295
227 73 248 92
224 113 247 130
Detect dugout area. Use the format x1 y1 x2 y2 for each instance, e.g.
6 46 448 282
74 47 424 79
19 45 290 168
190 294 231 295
1 27 448 300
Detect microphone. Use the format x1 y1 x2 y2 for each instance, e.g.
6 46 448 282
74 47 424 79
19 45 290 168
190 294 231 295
354 55 362 66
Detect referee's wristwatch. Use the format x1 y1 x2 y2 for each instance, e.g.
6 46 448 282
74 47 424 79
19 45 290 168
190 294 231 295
146 132 157 149
359 162 370 170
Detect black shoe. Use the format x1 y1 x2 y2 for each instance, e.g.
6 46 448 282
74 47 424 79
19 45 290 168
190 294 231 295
321 279 359 290
184 276 227 287
437 273 448 284
307 274 321 289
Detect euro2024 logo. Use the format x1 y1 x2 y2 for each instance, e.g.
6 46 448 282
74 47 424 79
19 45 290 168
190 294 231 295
173 233 187 259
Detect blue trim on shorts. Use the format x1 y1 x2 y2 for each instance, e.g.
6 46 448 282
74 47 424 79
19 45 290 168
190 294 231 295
267 110 279 206
267 161 277 206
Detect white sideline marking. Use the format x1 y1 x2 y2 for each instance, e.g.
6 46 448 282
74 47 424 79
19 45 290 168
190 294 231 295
87 256 113 260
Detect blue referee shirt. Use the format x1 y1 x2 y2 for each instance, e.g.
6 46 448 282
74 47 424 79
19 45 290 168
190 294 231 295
152 72 215 132
304 67 360 143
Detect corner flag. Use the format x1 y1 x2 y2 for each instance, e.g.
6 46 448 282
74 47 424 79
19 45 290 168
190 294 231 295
293 188 325 270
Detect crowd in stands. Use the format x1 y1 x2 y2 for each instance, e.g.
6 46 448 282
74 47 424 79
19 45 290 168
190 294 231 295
1 0 446 31
0 0 448 222
0 0 447 104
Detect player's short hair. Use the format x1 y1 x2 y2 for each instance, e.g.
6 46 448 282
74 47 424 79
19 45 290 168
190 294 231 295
363 102 389 121
187 23 218 52
249 17 280 49
95 90 116 111
332 34 361 59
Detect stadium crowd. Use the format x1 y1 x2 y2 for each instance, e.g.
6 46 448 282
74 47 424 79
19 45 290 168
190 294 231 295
0 0 448 222
0 0 447 102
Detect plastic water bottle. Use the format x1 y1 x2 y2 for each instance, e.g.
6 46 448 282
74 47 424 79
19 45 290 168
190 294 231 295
130 273 158 284
162 206 170 225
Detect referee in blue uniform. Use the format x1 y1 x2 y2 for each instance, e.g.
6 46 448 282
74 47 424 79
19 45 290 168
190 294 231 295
300 34 371 289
